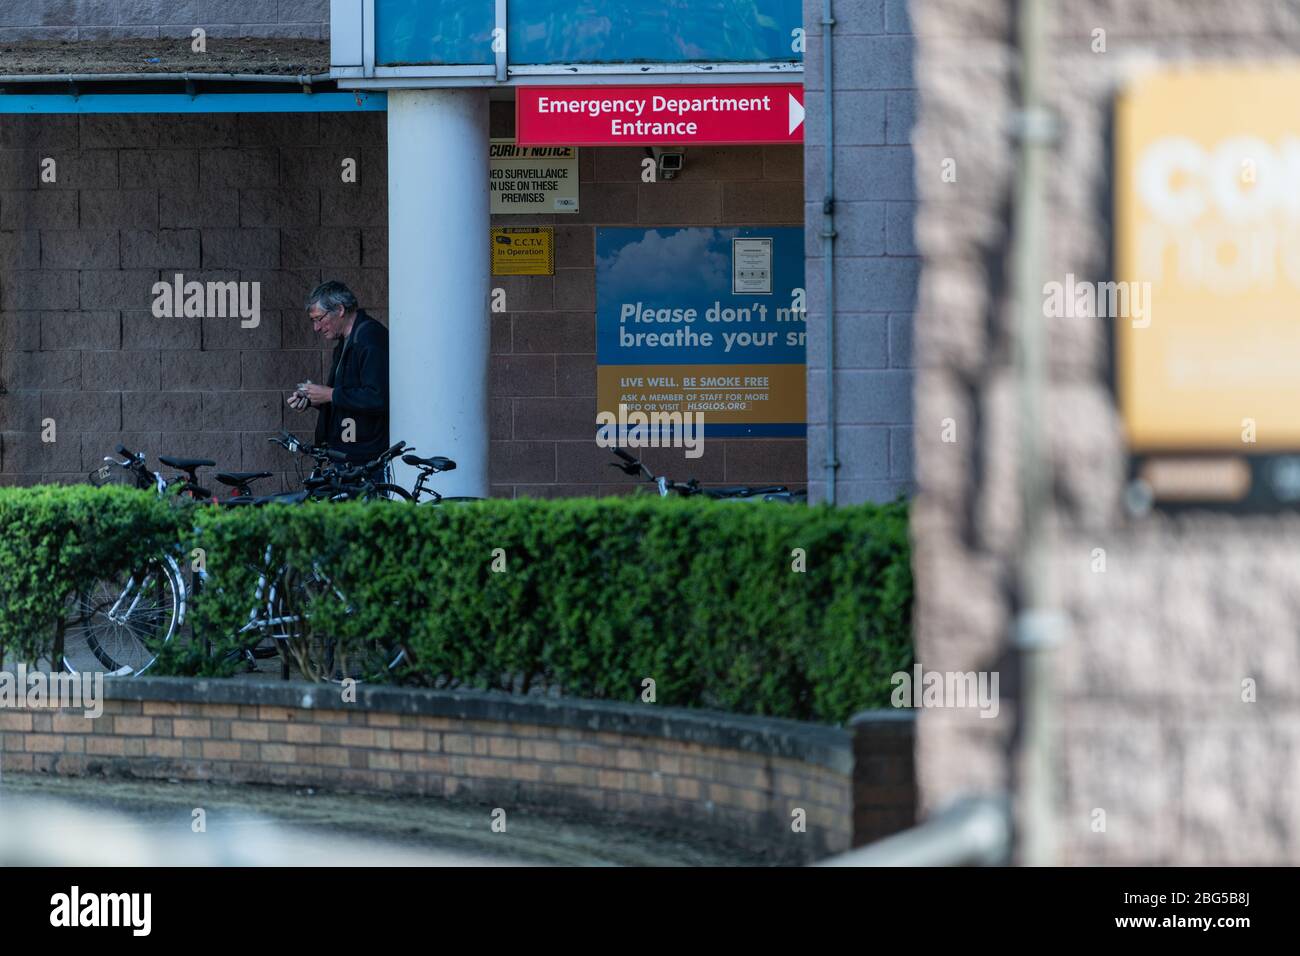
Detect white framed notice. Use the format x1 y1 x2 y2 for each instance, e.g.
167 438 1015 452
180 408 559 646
732 237 773 294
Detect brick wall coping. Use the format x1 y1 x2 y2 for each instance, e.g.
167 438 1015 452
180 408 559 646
109 677 854 773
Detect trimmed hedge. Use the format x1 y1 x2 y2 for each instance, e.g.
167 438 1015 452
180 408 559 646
0 485 184 665
0 486 912 724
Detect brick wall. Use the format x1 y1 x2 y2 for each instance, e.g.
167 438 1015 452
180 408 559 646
802 0 917 503
0 679 915 863
0 105 805 497
0 0 329 42
850 710 916 843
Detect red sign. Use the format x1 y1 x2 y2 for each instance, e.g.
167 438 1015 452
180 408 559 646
516 84 804 146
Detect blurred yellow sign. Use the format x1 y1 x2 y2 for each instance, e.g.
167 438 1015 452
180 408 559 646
1117 68 1300 451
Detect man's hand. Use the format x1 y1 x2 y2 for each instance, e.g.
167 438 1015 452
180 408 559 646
287 390 310 412
300 383 333 406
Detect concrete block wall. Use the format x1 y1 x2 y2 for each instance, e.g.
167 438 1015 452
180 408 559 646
0 110 387 492
1 106 806 496
0 0 329 41
486 102 807 498
911 0 1300 863
802 0 918 504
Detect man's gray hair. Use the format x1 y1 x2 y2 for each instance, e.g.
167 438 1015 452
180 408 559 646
306 280 359 315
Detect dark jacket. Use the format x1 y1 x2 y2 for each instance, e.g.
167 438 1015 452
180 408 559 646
313 310 389 462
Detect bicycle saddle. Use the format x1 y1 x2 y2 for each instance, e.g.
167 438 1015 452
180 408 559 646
158 455 215 472
215 471 273 486
402 453 456 472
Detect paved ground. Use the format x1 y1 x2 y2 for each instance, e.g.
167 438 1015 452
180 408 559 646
0 773 770 866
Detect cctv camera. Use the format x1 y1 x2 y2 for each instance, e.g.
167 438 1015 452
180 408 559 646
650 146 687 180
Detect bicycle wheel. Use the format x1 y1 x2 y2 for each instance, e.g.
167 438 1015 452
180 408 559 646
325 633 408 684
366 482 413 502
267 563 406 683
62 554 185 676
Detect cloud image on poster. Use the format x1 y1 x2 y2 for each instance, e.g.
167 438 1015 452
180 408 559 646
596 226 806 437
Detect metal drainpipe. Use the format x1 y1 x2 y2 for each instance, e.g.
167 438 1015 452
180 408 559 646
821 0 839 503
1011 0 1063 866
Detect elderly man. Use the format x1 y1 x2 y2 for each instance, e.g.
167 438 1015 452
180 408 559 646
288 281 390 474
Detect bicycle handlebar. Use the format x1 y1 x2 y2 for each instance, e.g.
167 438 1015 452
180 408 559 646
348 441 410 475
267 434 423 498
268 433 340 469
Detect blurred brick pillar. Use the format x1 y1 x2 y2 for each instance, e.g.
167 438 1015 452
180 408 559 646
850 709 917 846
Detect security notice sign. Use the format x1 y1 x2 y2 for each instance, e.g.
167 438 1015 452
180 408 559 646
489 141 579 214
492 227 554 276
516 84 805 146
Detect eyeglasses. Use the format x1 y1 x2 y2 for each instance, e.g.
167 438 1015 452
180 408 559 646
307 307 337 325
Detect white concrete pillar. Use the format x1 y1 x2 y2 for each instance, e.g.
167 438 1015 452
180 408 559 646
387 88 490 497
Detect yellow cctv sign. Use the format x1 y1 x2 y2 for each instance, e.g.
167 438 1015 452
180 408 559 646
1117 68 1300 455
491 226 554 276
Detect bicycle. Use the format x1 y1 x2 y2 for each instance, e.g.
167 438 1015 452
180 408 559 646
62 447 206 676
268 431 413 503
400 452 487 505
248 436 421 682
608 447 807 502
69 439 414 682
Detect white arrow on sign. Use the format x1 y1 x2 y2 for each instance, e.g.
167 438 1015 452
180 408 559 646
788 93 805 135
